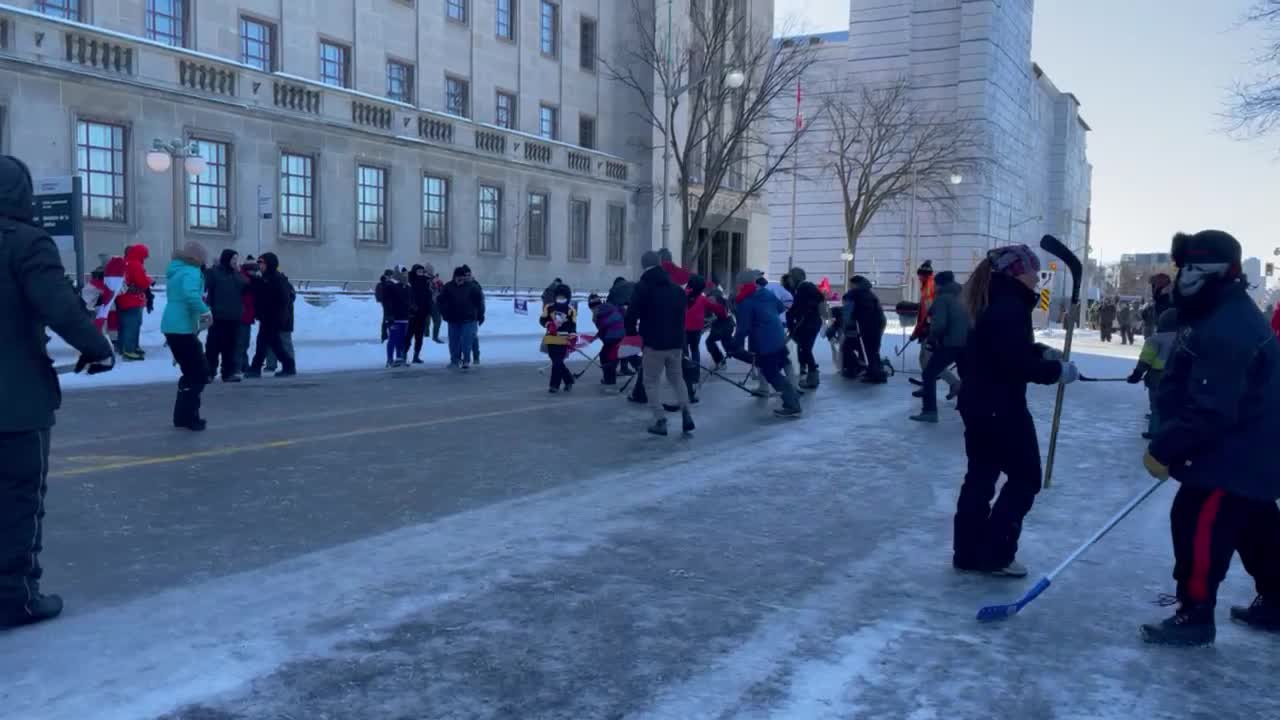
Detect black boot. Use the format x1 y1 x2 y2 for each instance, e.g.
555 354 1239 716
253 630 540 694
1230 595 1280 634
647 418 668 436
681 410 695 435
1141 598 1216 646
0 593 63 629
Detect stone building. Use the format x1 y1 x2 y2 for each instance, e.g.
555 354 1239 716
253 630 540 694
0 0 771 290
767 0 1092 302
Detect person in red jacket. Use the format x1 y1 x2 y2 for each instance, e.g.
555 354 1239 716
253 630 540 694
238 256 260 373
684 275 726 369
658 247 692 286
116 244 153 360
1271 303 1280 339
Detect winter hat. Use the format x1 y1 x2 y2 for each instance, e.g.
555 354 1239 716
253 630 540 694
787 267 807 285
411 263 425 273
935 270 956 286
641 250 661 270
587 292 602 308
917 260 934 276
175 241 209 267
452 266 467 279
1150 272 1172 292
1171 230 1241 271
554 284 572 300
260 251 280 272
423 262 436 276
658 248 674 263
734 268 763 288
687 274 707 295
218 248 238 269
987 244 1040 278
0 154 35 223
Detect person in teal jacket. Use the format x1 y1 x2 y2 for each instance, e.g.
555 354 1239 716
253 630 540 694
162 241 212 431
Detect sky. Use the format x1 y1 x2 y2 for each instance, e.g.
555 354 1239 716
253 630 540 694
774 0 1280 263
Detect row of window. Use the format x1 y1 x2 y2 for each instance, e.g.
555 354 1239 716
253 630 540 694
74 119 625 261
35 1 599 116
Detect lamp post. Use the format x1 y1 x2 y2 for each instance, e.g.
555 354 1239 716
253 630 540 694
659 67 745 255
907 169 962 299
146 139 207 260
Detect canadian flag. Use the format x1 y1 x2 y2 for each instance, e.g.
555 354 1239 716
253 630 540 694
94 256 127 333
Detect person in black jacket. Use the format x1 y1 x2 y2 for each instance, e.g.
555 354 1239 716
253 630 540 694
0 154 114 628
406 265 434 364
626 251 694 436
381 270 413 368
953 245 1078 578
784 267 826 390
438 266 485 369
246 252 297 377
375 269 393 342
704 277 737 369
1139 230 1280 647
204 249 248 382
846 277 888 383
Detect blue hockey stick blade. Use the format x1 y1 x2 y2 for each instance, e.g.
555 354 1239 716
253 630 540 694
976 577 1052 622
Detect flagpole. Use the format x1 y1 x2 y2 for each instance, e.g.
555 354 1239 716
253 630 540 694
786 79 801 272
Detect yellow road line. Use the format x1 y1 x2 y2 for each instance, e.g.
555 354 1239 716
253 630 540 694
52 397 598 478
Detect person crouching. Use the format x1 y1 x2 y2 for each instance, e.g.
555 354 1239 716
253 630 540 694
541 285 577 393
588 292 625 385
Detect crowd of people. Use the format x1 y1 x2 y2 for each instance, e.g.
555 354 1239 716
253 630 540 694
376 264 485 369
4 149 1280 648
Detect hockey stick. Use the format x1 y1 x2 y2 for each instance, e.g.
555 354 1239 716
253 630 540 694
1039 234 1084 490
1079 375 1129 383
977 478 1166 622
701 362 774 397
572 349 601 379
895 337 915 357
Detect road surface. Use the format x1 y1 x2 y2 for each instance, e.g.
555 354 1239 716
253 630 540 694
0 351 1271 720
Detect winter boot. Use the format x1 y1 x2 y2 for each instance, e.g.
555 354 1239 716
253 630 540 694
910 411 939 424
275 369 297 378
647 418 668 436
912 389 925 398
988 560 1028 578
1230 595 1280 634
808 370 819 389
244 369 262 379
908 377 923 386
681 410 695 435
663 403 681 413
412 356 424 365
0 593 63 628
1141 599 1216 646
774 406 802 419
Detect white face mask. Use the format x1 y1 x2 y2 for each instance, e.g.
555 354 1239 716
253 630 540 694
1176 263 1229 297
556 298 569 305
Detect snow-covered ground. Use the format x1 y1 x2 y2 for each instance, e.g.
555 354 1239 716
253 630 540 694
54 291 589 389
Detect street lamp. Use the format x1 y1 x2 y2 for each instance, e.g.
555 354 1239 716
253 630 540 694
949 171 963 186
659 69 744 254
147 139 207 260
907 169 963 299
1006 213 1042 244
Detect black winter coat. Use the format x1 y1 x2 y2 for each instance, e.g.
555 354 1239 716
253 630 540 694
625 266 685 351
846 287 886 337
0 157 112 432
957 273 1064 419
438 280 485 324
1151 282 1280 501
381 281 413 322
408 275 433 318
253 270 296 332
205 264 248 322
787 281 825 331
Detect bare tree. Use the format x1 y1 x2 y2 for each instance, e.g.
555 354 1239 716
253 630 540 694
1230 1 1280 136
605 0 818 265
821 77 981 277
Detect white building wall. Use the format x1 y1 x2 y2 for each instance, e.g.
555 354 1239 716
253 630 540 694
767 0 1091 303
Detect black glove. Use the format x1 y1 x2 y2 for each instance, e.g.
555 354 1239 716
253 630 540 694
75 353 115 375
1127 371 1144 384
145 287 156 314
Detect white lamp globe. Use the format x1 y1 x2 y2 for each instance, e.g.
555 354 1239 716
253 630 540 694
184 154 208 176
145 150 172 173
949 171 963 186
725 70 746 89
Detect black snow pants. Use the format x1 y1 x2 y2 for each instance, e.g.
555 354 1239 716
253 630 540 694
861 325 886 381
792 319 821 375
204 318 240 380
0 429 51 615
1170 484 1280 606
547 345 573 390
408 313 429 359
167 333 209 427
954 408 1042 569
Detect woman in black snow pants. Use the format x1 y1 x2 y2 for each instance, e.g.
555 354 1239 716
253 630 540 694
953 245 1080 577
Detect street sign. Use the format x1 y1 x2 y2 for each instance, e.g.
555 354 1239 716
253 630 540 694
513 298 529 316
1267 262 1275 278
33 176 84 285
1038 288 1052 312
257 187 273 220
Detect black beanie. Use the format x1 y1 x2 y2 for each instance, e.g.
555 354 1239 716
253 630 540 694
917 260 933 276
452 266 467 279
